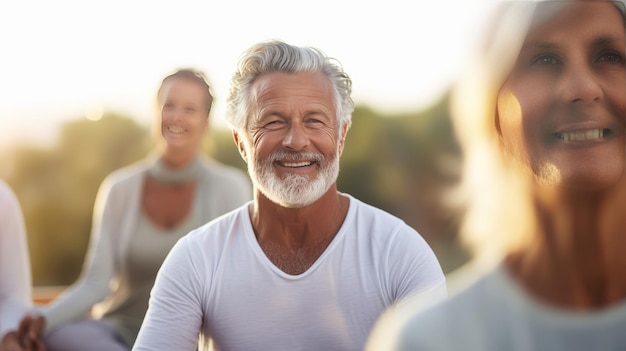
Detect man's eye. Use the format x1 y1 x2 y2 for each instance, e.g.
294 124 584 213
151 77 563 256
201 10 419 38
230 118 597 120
306 118 325 126
264 120 284 128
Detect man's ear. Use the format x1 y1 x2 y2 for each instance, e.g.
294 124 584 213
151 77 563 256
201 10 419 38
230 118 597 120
338 122 349 156
233 130 248 163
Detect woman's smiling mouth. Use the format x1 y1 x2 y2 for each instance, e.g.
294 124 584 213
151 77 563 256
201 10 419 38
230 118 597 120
555 128 609 142
167 126 186 134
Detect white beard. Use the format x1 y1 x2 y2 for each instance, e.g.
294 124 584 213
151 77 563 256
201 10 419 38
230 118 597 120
249 149 339 208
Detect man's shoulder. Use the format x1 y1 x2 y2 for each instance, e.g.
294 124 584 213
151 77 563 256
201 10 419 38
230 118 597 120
188 203 250 238
172 203 250 264
347 194 401 219
346 194 410 229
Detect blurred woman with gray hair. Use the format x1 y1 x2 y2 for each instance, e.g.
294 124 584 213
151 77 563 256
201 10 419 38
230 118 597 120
367 1 626 350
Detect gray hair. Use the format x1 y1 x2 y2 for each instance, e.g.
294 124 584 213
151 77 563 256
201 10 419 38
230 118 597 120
225 40 355 133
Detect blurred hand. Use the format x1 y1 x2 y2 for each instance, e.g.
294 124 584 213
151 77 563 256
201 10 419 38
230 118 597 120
16 314 46 351
2 331 28 351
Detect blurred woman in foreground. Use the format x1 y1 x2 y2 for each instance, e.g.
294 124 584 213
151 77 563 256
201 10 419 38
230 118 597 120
367 1 626 350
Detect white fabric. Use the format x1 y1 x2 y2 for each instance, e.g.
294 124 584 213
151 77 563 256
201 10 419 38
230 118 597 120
133 194 446 351
36 155 252 335
374 263 626 351
0 179 33 341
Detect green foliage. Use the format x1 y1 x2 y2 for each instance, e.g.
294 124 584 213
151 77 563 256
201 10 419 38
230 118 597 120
2 99 470 286
203 128 247 173
2 114 149 285
338 99 468 272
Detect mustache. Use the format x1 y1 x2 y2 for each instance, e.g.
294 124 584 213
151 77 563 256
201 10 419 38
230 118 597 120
267 150 324 163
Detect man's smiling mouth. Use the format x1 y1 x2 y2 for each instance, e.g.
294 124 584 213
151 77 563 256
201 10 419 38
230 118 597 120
281 161 313 168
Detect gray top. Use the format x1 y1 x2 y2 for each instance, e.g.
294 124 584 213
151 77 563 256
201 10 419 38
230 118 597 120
374 263 626 351
38 155 252 344
102 205 203 346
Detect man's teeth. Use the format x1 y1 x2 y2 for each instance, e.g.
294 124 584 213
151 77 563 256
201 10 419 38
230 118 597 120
283 161 312 168
557 129 605 142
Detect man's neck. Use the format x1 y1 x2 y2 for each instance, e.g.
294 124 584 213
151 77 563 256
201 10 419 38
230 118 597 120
248 187 349 274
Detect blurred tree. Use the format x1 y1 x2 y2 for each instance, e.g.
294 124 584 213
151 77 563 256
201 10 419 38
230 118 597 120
339 97 469 273
203 127 247 173
392 94 469 272
4 113 149 285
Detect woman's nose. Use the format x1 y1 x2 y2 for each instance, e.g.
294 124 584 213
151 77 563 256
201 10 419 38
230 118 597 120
559 64 604 104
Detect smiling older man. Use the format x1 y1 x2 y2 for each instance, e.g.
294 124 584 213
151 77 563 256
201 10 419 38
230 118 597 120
133 40 446 351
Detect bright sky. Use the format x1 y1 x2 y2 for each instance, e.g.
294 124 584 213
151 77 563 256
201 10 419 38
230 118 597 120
0 0 491 148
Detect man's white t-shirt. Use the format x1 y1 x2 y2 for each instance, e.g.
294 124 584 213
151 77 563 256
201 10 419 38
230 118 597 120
134 194 446 351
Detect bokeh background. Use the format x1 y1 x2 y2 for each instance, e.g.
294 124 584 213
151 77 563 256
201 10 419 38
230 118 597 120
1 102 467 287
0 0 494 289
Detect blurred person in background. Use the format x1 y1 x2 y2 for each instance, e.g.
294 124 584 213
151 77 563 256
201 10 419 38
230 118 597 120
367 1 626 350
0 179 43 351
133 40 446 351
14 68 252 351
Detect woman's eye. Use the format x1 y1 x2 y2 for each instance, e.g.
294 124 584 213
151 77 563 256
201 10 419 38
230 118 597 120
598 51 625 65
530 55 560 66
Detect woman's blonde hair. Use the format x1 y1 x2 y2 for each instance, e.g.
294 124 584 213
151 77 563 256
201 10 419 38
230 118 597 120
449 1 539 263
